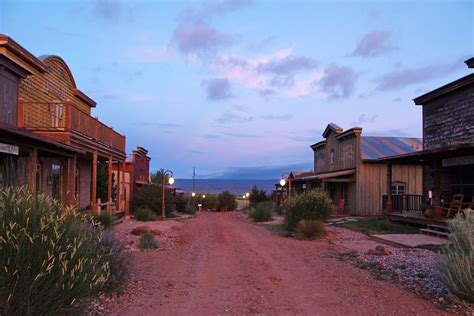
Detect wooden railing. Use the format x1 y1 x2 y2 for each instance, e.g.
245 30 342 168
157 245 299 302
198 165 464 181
382 194 424 212
19 101 125 152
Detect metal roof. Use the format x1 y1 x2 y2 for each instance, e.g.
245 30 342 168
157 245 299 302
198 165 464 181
361 136 422 160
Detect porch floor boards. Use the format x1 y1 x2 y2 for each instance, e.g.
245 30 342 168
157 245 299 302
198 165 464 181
389 211 447 227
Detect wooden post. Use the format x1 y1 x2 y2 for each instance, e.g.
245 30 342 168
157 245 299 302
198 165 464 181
116 161 121 209
67 155 76 207
288 178 292 201
433 159 442 219
121 161 126 210
18 98 24 128
27 148 37 193
91 151 98 210
386 162 393 216
107 156 112 211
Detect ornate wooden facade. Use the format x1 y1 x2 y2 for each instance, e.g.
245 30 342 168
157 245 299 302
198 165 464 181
0 34 126 210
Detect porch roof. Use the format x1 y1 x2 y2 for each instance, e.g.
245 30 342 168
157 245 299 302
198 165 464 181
381 143 474 164
307 169 356 180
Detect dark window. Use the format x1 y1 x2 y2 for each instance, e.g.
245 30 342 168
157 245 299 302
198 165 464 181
330 149 335 165
391 182 406 195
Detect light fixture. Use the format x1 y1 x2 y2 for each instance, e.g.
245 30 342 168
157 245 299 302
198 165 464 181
242 194 246 198
245 192 250 198
280 178 286 187
168 176 175 185
203 194 206 199
192 192 196 197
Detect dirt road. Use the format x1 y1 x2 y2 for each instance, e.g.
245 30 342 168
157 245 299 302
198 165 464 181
105 212 443 315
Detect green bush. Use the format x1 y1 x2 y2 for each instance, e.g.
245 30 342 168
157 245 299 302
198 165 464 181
174 194 187 212
95 211 113 228
438 210 473 303
284 188 333 229
0 186 129 314
249 185 269 206
135 208 156 221
250 201 273 222
183 203 196 215
132 184 174 218
138 232 158 249
217 191 238 212
295 219 326 240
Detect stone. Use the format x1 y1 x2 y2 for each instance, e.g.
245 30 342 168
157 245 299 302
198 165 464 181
131 226 161 236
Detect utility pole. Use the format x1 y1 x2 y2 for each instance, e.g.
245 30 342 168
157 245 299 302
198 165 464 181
192 167 196 193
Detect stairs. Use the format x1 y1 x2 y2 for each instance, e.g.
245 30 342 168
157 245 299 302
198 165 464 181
420 223 450 238
112 210 126 225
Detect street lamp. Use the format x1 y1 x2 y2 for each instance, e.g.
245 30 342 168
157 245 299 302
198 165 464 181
191 192 196 197
245 192 250 207
161 170 174 220
280 172 291 201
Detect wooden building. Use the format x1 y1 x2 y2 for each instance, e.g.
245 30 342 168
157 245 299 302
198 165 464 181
302 123 423 216
0 35 126 211
385 58 474 223
112 146 151 212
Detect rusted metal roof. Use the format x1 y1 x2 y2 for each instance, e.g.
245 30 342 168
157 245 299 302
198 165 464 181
361 136 422 160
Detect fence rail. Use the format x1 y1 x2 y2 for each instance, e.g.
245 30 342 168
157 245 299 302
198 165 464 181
20 101 125 152
382 194 424 212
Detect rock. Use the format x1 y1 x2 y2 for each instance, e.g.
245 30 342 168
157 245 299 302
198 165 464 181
131 226 161 236
367 246 391 256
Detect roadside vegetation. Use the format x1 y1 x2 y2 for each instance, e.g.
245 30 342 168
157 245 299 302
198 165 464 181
135 208 157 221
138 232 159 249
132 184 175 218
337 218 419 235
94 211 113 228
437 210 473 303
0 186 129 314
295 219 326 240
284 188 332 230
249 201 273 222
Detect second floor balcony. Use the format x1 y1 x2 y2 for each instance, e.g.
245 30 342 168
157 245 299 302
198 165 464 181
18 100 126 154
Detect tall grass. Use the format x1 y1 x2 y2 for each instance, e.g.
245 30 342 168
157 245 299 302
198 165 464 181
0 186 129 314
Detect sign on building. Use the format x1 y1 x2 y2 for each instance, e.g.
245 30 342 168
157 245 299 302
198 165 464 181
0 143 19 155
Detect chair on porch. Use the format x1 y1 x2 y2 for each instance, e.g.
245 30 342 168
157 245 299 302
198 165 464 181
334 198 345 216
442 194 464 218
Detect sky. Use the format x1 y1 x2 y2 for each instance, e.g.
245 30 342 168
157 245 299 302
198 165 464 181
0 0 472 179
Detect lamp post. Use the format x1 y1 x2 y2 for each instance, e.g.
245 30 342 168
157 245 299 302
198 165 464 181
246 192 250 207
161 170 174 220
280 172 291 202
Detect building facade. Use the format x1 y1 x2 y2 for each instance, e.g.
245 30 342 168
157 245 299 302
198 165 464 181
0 35 126 211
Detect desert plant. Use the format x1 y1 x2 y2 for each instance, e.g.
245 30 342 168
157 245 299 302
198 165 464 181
138 232 159 249
295 219 326 240
284 188 333 229
249 185 269 206
217 191 238 212
95 211 113 228
437 210 473 303
0 186 129 314
250 201 273 222
183 203 196 215
174 194 187 212
132 184 174 217
135 208 156 221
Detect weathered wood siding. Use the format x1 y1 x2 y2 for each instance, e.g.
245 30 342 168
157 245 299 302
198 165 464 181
0 66 19 125
423 84 474 150
314 133 357 173
356 163 423 215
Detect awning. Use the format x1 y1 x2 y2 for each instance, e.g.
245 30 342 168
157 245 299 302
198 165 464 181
305 169 356 181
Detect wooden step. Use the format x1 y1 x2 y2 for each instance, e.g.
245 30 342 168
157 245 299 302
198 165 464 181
426 224 449 232
420 228 449 238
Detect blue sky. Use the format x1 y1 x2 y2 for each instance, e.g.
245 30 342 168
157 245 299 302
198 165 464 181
1 0 472 179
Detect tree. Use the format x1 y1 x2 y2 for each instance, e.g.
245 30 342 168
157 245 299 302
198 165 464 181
96 161 116 203
249 185 269 206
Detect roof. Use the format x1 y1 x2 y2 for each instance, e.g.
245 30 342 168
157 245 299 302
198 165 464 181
413 73 474 105
0 34 46 72
309 169 356 180
290 171 315 180
361 136 422 160
322 123 343 138
465 57 474 68
382 142 474 163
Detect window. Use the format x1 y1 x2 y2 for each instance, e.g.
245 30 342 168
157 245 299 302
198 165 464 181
330 149 335 165
391 182 406 195
51 164 62 200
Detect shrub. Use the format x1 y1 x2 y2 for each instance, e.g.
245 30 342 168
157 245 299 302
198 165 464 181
0 186 129 314
217 191 238 212
138 232 158 249
132 184 174 217
135 208 156 221
284 188 333 230
190 194 217 210
295 219 326 240
174 194 187 212
437 210 473 303
249 185 269 206
183 203 196 215
95 211 113 228
250 201 273 222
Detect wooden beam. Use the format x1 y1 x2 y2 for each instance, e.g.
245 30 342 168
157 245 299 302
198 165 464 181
91 150 97 208
121 161 126 210
433 159 442 218
116 161 121 209
27 148 37 193
386 163 393 215
107 156 112 210
67 155 76 207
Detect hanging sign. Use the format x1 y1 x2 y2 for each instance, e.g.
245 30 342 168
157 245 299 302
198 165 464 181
0 143 19 155
442 155 474 167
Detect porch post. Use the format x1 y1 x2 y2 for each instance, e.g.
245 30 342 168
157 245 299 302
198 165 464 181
116 161 121 209
91 150 98 211
433 159 442 219
27 148 37 194
107 156 112 211
386 162 393 215
67 155 76 207
121 161 126 210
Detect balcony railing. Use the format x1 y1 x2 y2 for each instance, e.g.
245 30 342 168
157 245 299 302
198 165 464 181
382 194 424 213
18 101 125 153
